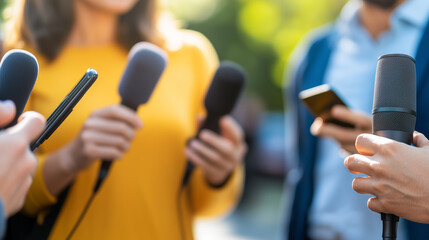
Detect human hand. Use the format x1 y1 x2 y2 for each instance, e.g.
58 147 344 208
0 101 45 217
344 132 429 223
185 116 247 187
62 105 142 173
311 105 372 154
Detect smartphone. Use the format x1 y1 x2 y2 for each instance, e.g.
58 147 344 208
299 84 354 129
30 68 98 151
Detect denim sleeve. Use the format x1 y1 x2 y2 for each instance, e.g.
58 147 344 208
0 200 6 239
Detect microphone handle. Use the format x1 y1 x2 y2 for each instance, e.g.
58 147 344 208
93 102 138 193
181 115 221 187
375 129 413 240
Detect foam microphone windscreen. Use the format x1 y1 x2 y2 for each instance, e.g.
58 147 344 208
0 50 38 127
118 42 168 110
373 54 416 137
204 61 247 117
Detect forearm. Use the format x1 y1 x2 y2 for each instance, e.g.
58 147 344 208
43 141 82 196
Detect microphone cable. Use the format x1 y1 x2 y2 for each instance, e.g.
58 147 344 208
176 185 188 240
65 192 96 240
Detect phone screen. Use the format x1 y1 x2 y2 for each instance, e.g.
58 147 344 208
299 84 354 129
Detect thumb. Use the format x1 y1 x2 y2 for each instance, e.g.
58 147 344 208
8 111 46 142
0 100 16 127
413 131 429 148
196 114 205 128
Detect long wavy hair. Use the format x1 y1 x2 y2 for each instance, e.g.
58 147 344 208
4 0 166 61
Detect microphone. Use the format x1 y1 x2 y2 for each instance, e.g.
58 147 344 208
181 61 246 187
372 54 416 240
0 50 38 128
93 42 167 193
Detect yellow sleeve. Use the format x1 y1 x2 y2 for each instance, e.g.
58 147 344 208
23 153 57 216
185 30 245 218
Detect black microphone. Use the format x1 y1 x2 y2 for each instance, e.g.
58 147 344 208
0 50 38 128
93 42 167 193
181 61 246 187
373 54 417 240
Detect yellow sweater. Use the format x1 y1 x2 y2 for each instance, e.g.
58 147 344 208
24 30 243 239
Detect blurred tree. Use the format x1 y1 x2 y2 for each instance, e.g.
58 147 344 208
166 0 347 110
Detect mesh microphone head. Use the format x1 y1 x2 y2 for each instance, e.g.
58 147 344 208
373 54 416 134
204 61 247 117
0 50 38 127
118 42 168 109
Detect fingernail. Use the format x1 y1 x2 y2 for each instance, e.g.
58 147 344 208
1 100 14 112
190 140 198 148
200 131 209 140
333 105 346 115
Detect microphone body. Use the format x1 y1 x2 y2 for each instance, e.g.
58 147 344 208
94 42 167 193
373 54 417 240
181 61 246 187
0 50 38 128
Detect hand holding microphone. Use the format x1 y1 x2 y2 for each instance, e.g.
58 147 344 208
182 61 247 187
346 54 417 240
59 105 142 173
345 132 429 224
186 115 247 187
0 49 46 216
0 101 45 217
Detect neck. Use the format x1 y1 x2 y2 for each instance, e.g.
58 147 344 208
68 1 118 46
360 0 405 39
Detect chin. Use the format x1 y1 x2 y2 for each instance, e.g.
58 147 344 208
80 0 139 15
363 0 400 9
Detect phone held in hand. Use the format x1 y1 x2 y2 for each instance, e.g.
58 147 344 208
30 68 98 151
299 84 354 129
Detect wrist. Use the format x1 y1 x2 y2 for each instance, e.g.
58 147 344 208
55 140 85 174
205 171 232 189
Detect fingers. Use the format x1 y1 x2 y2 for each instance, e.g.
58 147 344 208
413 131 429 148
331 105 371 129
82 143 124 160
81 130 131 152
355 134 378 156
199 130 235 158
0 100 16 127
219 116 244 145
188 140 229 170
8 111 46 142
344 154 374 175
352 176 374 195
83 117 137 141
185 147 225 173
196 114 205 128
311 119 358 143
91 105 143 129
355 134 392 156
367 197 386 214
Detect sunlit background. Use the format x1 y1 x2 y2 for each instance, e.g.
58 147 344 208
0 0 347 239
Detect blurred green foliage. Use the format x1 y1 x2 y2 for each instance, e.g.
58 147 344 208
168 0 347 110
0 0 347 110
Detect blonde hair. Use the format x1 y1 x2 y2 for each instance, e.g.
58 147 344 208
4 0 166 61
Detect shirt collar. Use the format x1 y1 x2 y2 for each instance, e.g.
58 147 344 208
336 0 429 38
393 0 429 28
